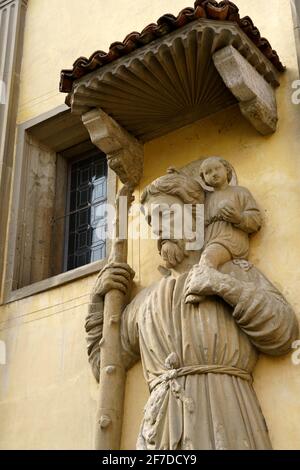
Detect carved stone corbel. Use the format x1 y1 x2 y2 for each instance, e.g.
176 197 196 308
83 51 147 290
213 45 278 135
82 108 143 187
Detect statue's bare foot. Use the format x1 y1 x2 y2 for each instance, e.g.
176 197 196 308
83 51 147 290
184 264 219 304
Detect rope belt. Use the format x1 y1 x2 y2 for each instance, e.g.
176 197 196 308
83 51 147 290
150 364 252 392
140 355 253 446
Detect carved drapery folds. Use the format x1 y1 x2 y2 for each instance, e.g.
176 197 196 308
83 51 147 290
60 1 288 452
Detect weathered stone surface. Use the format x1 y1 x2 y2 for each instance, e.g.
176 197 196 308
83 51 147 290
82 108 143 187
185 156 262 304
86 166 299 450
239 98 278 136
213 45 278 135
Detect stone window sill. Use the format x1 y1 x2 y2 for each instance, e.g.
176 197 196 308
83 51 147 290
4 259 106 304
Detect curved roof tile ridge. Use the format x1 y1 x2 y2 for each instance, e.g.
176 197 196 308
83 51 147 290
60 0 285 93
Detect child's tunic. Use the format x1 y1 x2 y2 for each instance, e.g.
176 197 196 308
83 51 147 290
204 185 262 259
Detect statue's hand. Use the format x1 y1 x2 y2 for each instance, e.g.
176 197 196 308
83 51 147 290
93 262 135 297
219 204 242 225
184 265 221 303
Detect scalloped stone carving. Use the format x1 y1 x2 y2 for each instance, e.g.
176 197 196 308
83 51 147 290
68 20 280 142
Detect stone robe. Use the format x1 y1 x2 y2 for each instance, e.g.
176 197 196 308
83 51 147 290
86 262 298 450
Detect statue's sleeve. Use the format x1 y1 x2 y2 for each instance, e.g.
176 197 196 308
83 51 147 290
234 187 262 234
120 291 142 370
85 293 104 382
230 268 299 356
85 290 142 382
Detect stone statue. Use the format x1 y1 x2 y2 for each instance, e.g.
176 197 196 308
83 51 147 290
186 156 262 303
85 163 299 450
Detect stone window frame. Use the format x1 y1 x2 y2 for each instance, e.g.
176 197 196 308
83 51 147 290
291 0 300 74
3 104 116 304
0 0 28 303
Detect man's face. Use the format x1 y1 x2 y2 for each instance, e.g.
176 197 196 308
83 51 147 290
142 193 200 268
142 193 185 241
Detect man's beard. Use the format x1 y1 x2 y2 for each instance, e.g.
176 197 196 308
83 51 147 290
159 239 187 269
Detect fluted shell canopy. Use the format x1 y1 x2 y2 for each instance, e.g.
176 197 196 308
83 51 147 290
69 20 279 142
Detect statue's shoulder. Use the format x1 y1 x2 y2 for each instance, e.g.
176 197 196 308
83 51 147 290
231 185 252 195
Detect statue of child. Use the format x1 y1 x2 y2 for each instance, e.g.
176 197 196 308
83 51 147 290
186 156 262 303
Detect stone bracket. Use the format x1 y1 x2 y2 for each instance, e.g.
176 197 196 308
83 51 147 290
82 108 144 188
213 45 278 135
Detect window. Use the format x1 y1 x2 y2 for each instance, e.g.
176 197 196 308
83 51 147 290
65 151 107 271
4 106 116 301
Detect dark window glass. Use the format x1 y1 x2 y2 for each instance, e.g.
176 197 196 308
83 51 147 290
66 152 107 271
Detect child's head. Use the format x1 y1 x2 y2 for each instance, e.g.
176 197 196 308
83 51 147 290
200 157 232 189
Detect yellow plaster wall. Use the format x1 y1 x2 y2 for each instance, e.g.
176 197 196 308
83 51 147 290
0 0 299 450
17 0 199 123
0 275 99 449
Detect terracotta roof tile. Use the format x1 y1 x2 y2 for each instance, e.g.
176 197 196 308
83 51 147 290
60 0 284 94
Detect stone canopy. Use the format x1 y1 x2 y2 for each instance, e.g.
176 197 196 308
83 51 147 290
60 1 284 142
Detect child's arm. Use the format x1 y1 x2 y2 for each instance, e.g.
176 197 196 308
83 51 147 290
185 263 298 356
232 187 262 234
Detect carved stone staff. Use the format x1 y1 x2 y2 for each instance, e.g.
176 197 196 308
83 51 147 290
82 109 143 450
